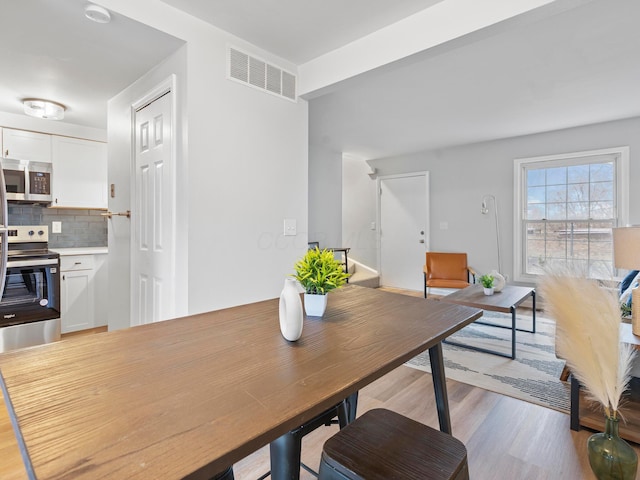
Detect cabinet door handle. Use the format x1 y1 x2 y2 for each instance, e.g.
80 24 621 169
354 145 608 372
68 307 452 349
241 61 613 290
4 149 8 157
63 274 65 281
74 262 82 265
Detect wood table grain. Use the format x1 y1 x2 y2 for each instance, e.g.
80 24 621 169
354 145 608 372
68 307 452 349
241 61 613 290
0 285 481 480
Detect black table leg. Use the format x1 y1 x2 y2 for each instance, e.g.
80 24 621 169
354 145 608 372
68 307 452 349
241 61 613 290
510 306 517 360
270 432 301 480
570 375 581 431
269 400 353 480
429 342 452 434
531 290 537 334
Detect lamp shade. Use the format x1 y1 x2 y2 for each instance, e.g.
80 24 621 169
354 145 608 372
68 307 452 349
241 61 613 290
613 226 640 269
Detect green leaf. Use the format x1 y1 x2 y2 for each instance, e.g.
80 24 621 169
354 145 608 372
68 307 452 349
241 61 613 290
292 247 350 294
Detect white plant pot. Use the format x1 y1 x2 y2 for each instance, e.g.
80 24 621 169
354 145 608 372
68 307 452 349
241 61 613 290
279 278 303 341
483 287 495 296
304 293 328 317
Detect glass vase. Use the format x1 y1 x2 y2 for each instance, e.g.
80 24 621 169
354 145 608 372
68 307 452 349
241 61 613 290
588 415 638 480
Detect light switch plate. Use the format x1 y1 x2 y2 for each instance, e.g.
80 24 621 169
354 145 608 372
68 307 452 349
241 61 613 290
284 218 297 236
52 221 62 233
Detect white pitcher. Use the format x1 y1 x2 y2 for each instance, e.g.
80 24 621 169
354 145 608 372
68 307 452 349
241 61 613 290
279 278 303 341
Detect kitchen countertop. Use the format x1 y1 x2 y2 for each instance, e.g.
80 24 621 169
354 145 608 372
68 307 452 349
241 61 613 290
50 247 108 256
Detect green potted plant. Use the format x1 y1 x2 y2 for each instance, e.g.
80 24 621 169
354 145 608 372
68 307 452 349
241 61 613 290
479 273 495 296
293 247 350 316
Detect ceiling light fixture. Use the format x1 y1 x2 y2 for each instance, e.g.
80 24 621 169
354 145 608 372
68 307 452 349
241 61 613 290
23 99 66 120
84 4 111 24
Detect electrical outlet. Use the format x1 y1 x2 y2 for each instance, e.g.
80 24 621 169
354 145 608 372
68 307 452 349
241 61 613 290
284 218 297 236
52 221 62 234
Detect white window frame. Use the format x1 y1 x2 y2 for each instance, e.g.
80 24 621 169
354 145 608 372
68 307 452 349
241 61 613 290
513 146 629 282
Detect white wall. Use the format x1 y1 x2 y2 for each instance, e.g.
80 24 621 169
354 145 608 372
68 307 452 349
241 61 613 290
102 0 309 321
308 145 342 247
337 116 640 281
342 156 377 267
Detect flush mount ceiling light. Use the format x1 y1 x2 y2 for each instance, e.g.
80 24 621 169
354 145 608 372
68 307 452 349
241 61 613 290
84 4 111 24
23 99 66 120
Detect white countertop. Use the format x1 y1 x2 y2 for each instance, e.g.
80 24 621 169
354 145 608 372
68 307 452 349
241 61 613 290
50 247 108 256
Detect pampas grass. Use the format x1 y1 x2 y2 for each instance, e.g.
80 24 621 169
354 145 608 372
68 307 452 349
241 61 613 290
540 272 635 419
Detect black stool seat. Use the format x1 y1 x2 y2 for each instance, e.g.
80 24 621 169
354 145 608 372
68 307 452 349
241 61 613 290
318 408 469 480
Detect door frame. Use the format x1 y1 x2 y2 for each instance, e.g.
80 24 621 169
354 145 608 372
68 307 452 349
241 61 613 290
376 172 430 288
130 75 177 325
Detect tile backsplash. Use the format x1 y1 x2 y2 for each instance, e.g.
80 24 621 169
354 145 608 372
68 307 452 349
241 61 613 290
8 205 107 248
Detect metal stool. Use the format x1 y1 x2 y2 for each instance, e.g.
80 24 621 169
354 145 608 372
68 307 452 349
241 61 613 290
318 408 469 480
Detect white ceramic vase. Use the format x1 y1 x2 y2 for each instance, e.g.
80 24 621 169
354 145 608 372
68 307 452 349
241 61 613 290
304 293 328 317
483 287 494 296
491 270 506 292
279 278 303 341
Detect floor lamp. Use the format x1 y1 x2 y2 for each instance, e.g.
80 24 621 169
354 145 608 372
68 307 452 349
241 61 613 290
481 194 503 276
613 226 640 335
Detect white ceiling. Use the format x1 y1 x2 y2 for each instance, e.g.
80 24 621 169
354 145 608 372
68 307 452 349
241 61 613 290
0 0 638 160
159 0 444 64
309 0 640 158
0 0 184 129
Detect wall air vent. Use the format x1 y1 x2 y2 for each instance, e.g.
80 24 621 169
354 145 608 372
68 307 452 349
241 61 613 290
228 46 297 102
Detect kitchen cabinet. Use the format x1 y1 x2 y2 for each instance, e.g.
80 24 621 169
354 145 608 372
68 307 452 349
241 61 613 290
51 136 107 209
1 128 52 162
60 252 107 333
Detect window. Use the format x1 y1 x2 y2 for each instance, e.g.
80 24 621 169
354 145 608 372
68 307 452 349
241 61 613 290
514 147 629 281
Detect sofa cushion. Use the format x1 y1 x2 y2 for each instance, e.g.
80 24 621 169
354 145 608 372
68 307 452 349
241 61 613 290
620 270 640 307
621 270 640 295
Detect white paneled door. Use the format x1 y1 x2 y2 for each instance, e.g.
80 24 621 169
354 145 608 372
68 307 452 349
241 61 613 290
379 173 429 291
132 89 175 325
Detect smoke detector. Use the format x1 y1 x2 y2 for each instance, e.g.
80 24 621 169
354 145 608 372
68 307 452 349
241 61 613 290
85 4 111 24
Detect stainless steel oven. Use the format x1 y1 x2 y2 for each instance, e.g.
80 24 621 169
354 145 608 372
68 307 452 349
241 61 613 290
0 226 60 352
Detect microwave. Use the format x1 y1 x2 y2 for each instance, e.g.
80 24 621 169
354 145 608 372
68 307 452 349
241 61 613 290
1 158 52 203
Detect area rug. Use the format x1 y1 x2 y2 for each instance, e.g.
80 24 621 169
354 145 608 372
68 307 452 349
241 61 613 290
406 311 571 413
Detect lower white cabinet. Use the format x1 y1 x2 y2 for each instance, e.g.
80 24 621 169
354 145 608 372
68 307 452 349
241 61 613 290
60 253 107 333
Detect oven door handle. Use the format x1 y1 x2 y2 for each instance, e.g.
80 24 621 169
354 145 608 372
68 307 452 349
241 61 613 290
0 228 7 300
7 258 59 268
0 157 8 301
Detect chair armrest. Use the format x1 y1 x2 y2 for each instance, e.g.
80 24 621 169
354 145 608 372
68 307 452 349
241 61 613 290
467 267 476 283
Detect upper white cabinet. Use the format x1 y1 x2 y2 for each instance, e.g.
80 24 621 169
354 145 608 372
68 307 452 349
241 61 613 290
2 128 52 163
51 136 107 209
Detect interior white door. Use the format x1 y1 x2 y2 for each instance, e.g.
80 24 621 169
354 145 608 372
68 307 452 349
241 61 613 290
132 91 175 325
379 174 429 291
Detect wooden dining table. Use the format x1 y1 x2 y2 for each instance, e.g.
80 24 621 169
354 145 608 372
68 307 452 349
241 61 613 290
0 285 481 480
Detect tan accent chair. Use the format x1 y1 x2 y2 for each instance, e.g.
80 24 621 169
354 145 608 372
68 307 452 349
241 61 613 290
423 252 476 298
